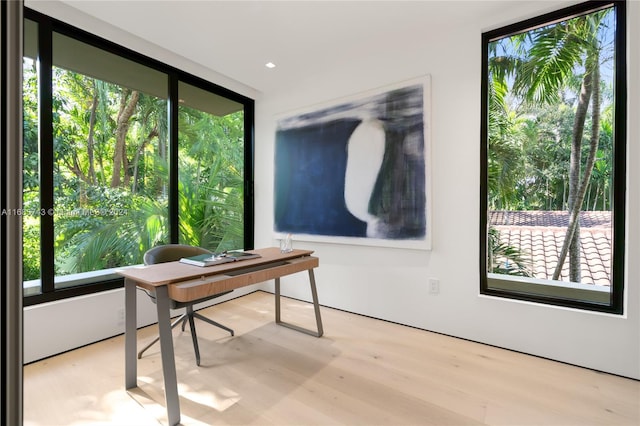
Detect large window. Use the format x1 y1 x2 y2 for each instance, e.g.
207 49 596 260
23 9 254 305
480 1 626 313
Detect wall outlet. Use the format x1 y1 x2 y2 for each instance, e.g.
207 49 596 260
429 278 440 295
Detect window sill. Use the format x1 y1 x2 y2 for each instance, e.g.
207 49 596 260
23 265 141 297
485 273 611 306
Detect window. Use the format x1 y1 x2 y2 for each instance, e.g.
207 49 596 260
480 1 626 313
23 9 254 305
177 81 246 250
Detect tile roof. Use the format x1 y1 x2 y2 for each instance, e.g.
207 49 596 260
489 210 611 286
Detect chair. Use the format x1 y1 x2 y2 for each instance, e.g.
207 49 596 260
138 244 234 366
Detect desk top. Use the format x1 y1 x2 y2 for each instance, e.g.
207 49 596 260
116 247 314 287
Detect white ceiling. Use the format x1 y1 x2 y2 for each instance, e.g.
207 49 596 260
51 1 545 95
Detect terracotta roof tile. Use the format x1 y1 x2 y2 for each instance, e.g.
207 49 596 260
489 211 611 287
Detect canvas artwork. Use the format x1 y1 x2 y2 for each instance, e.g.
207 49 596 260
274 76 431 250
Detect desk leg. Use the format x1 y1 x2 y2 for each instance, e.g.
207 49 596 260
155 285 181 426
125 278 137 389
275 277 281 323
308 269 324 337
274 270 324 337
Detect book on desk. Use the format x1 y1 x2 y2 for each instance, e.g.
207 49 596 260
179 251 261 267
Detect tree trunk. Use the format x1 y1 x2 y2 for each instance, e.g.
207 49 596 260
552 54 601 281
566 73 590 282
131 126 158 193
111 89 139 188
87 84 98 184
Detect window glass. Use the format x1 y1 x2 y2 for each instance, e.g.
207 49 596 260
23 19 41 295
177 81 245 251
481 2 625 312
50 32 169 286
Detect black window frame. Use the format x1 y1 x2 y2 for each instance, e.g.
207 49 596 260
23 7 255 306
479 0 626 314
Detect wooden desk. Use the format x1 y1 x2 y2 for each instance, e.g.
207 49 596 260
117 247 323 426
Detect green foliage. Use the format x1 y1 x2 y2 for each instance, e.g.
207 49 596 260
487 8 614 213
513 21 587 106
22 215 41 281
177 106 245 251
53 187 159 274
22 64 246 281
487 227 532 277
23 59 39 195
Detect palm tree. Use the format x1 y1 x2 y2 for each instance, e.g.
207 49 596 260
511 8 612 282
487 40 527 211
487 227 532 276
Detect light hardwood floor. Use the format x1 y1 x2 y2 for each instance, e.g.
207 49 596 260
24 291 639 426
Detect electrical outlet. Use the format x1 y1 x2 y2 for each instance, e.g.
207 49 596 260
429 278 440 295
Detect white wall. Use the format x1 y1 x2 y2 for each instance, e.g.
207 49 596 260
23 286 253 363
254 1 640 379
23 0 640 379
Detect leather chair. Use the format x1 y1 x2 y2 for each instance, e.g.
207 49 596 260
138 244 234 366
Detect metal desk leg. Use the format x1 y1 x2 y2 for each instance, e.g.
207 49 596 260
155 285 181 426
308 269 324 337
275 277 282 323
274 270 324 337
125 278 137 389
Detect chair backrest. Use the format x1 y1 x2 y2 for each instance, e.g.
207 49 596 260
143 244 212 265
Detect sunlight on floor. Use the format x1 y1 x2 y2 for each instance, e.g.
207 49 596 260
180 385 241 412
24 388 162 426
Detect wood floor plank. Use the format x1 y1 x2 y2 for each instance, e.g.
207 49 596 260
24 291 640 426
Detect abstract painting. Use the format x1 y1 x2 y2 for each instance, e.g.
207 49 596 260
274 76 431 250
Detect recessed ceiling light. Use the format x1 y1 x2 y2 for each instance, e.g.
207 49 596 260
265 62 276 69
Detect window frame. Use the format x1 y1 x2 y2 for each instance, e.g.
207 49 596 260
479 0 626 314
23 8 255 306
